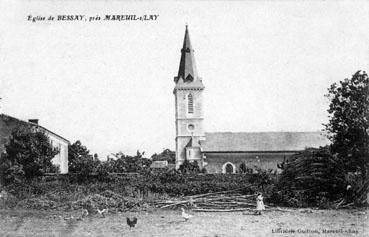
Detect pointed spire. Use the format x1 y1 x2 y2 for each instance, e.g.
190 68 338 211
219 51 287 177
177 25 198 82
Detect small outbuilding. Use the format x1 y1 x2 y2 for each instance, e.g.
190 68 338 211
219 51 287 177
150 160 169 169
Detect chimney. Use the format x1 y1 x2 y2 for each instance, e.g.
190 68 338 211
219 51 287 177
28 119 39 125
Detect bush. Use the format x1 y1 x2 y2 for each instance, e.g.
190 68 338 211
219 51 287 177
249 167 275 190
151 149 175 164
239 163 253 174
178 160 200 174
16 197 58 210
0 153 25 185
1 167 281 211
137 171 270 196
69 142 121 182
68 145 153 183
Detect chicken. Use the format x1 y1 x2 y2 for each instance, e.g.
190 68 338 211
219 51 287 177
81 208 89 218
189 197 194 207
126 217 138 229
97 208 108 218
181 208 193 221
64 215 74 221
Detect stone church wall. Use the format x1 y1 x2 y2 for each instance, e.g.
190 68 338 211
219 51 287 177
204 152 297 173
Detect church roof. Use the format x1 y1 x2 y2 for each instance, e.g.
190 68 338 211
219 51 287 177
177 25 198 81
201 132 330 152
174 26 204 90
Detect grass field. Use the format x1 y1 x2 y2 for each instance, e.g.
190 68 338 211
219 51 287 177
0 208 367 237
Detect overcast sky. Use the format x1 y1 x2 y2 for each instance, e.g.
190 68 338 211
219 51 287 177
1 0 369 159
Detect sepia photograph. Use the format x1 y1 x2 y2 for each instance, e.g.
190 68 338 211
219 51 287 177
0 0 368 236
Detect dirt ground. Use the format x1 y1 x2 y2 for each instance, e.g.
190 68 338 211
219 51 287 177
0 208 367 237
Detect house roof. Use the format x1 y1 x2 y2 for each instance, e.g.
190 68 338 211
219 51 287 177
201 131 330 152
0 113 70 143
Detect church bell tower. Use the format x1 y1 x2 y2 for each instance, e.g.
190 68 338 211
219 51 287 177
174 26 205 169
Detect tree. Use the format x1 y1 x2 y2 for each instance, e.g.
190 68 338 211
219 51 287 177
2 126 59 180
103 150 152 173
68 140 91 172
67 140 110 182
151 149 176 164
68 140 100 175
324 70 369 179
178 160 200 174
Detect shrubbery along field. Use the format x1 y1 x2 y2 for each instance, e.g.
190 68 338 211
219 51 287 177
0 169 275 211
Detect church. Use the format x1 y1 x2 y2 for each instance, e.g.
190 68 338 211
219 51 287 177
173 26 330 173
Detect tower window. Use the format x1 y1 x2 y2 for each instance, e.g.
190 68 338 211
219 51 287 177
188 94 194 114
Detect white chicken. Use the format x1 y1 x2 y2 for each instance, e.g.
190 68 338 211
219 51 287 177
97 208 108 218
181 208 193 221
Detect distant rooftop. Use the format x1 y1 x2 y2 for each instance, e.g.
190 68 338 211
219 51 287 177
150 160 169 169
201 131 330 152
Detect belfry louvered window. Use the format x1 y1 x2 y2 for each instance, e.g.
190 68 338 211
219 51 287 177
188 94 194 114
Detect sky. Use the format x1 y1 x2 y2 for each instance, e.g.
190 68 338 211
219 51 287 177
1 0 369 159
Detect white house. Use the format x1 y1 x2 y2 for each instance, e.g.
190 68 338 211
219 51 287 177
0 114 70 174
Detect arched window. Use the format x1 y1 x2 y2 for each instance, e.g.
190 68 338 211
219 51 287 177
225 164 234 174
188 94 194 114
222 162 236 174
